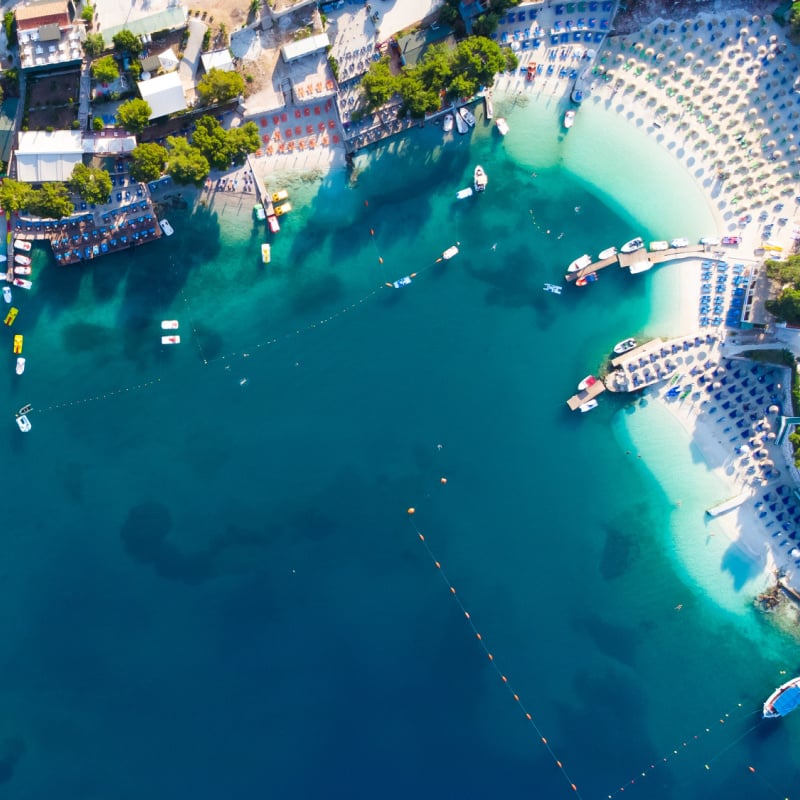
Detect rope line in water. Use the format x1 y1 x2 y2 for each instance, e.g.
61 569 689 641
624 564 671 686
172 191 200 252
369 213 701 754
35 378 162 414
406 508 583 799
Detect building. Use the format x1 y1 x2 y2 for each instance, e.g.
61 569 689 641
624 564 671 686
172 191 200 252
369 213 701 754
137 72 188 119
15 0 85 72
14 130 84 182
200 49 234 74
281 32 330 63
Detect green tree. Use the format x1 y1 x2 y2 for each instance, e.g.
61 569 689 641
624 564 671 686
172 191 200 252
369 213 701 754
92 116 104 131
68 163 112 204
447 37 515 100
166 137 210 185
3 11 16 47
766 254 800 285
191 115 231 169
112 29 143 56
766 288 800 325
81 4 95 24
196 68 244 105
91 54 119 83
226 121 260 164
28 183 74 219
84 32 105 58
116 97 152 132
397 72 440 118
360 59 398 109
790 1 800 35
130 142 168 182
415 44 453 90
0 179 32 213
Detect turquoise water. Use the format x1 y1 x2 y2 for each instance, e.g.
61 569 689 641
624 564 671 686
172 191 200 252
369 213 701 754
1 93 799 799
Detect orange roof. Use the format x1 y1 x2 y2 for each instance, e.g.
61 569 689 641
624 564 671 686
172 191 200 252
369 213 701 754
15 0 69 26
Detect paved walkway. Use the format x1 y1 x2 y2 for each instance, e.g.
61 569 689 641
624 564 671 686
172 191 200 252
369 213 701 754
179 16 207 99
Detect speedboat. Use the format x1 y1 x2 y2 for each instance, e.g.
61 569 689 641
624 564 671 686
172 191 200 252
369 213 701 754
159 219 174 236
443 113 454 133
441 244 459 260
473 166 488 192
3 286 11 303
267 215 280 233
14 266 31 275
274 202 292 216
577 375 597 392
670 237 689 248
721 235 741 246
700 236 720 246
14 254 31 266
161 335 181 344
458 106 476 128
15 357 25 375
13 334 23 354
495 117 509 136
763 675 800 718
543 283 562 294
575 272 598 286
567 253 592 272
161 320 179 330
564 110 575 129
13 279 32 290
272 190 289 203
16 414 31 432
386 273 417 288
454 109 468 134
456 188 473 200
579 399 598 412
613 337 637 355
620 237 644 253
13 240 31 252
629 259 653 274
598 246 617 260
650 240 669 251
261 243 271 264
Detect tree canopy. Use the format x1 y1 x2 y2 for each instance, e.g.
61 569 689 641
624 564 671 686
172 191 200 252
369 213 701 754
790 1 800 36
766 255 800 324
130 142 168 183
113 29 143 56
191 116 260 169
359 60 397 108
166 136 210 185
91 54 119 83
0 179 33 213
27 183 74 219
84 32 105 58
116 98 152 133
196 68 245 105
68 164 112 205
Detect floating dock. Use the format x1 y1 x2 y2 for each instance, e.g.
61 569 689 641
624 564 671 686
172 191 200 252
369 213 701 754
706 492 750 517
566 377 606 411
565 245 707 282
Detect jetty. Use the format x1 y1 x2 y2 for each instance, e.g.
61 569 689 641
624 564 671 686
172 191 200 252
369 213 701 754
565 244 707 282
566 377 606 411
706 492 750 517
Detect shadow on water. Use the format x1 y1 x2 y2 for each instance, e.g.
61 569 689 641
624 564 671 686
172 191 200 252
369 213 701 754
600 516 643 581
0 738 26 785
572 611 641 669
721 540 764 591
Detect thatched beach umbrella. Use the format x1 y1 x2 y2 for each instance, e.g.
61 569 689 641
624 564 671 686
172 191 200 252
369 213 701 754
748 36 758 46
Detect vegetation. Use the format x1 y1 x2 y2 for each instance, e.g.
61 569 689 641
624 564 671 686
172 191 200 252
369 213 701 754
92 116 104 131
113 29 143 56
0 179 32 213
129 142 168 182
191 116 260 169
81 4 95 24
68 163 112 205
91 55 120 83
116 98 152 132
196 68 244 105
765 255 800 325
84 33 105 58
438 0 520 38
361 37 516 118
27 183 74 219
166 136 210 185
3 11 15 47
790 2 800 37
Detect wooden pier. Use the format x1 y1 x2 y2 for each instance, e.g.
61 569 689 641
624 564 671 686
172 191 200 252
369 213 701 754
566 377 606 411
565 244 708 282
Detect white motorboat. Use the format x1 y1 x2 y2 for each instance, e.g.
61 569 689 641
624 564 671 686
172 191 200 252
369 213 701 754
454 109 468 135
458 106 476 128
620 237 644 253
15 357 25 375
473 165 488 193
577 375 598 392
650 240 669 250
763 675 800 718
2 287 11 304
13 278 31 290
386 273 416 288
670 237 689 248
14 254 31 266
159 219 174 236
564 110 575 129
161 335 181 344
16 413 31 432
629 259 653 274
14 266 31 275
598 246 617 260
543 283 562 294
613 337 637 355
579 399 598 412
495 117 509 136
456 188 473 200
567 253 592 273
13 240 31 252
441 244 459 261
443 113 454 133
161 320 179 330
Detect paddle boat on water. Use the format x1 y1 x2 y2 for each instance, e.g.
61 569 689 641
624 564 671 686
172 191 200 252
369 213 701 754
386 273 417 289
261 243 271 264
620 237 644 253
4 307 17 326
456 187 473 200
272 189 289 203
267 215 280 233
543 283 562 295
15 357 25 375
253 204 266 221
161 320 179 330
650 240 669 251
670 237 689 248
576 272 598 287
274 202 292 216
161 335 181 344
563 110 575 129
13 334 23 354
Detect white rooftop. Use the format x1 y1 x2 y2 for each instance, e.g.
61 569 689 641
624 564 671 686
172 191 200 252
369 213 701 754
281 33 330 63
137 71 187 119
15 130 83 182
201 49 234 73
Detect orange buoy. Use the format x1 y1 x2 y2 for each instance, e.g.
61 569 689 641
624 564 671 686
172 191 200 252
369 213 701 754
487 653 494 661
556 761 562 768
407 507 415 515
434 561 441 568
501 675 508 683
449 586 456 594
464 612 470 619
476 633 482 640
748 766 755 773
440 477 447 484
513 694 519 702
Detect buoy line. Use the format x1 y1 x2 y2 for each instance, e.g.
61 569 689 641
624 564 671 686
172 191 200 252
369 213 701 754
36 378 162 414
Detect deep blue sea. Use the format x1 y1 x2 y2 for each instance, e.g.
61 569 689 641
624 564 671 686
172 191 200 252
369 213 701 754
2 94 799 800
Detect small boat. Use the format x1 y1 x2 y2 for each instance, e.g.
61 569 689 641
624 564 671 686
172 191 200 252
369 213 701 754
159 219 174 236
14 240 31 252
261 243 271 264
386 272 417 288
443 113 454 133
620 237 644 253
14 254 31 266
564 110 575 129
441 244 459 261
14 266 31 275
543 283 562 294
567 253 592 273
721 235 741 246
670 237 689 248
13 334 23 354
613 337 637 355
0 255 6 262
15 357 25 375
575 272 598 286
459 107 476 128
629 259 653 275
763 676 800 719
274 202 292 216
473 165 488 193
18 403 32 415
4 307 17 326
578 375 597 392
700 236 720 246
161 335 181 344
253 204 266 221
650 240 669 251
267 215 280 233
495 117 509 136
598 246 617 260
13 279 31 290
272 190 289 203
15 414 31 432
3 286 11 304
454 109 468 135
456 188 473 200
161 320 179 330
579 399 598 413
